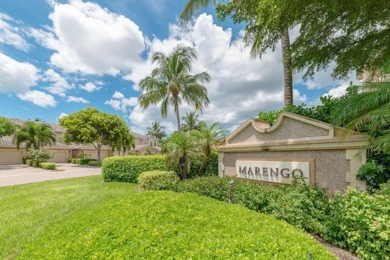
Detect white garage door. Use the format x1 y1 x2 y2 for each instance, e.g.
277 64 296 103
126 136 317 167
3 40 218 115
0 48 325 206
0 150 24 164
49 151 68 163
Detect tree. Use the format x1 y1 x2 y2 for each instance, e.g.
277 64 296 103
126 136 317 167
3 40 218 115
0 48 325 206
59 107 132 161
138 45 210 132
163 131 198 179
219 0 390 79
13 121 56 150
0 117 15 137
192 122 227 175
181 112 203 132
146 121 167 141
181 0 294 106
110 131 135 156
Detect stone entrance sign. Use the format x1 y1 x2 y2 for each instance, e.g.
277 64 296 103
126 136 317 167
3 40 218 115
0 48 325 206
236 159 313 184
218 112 368 194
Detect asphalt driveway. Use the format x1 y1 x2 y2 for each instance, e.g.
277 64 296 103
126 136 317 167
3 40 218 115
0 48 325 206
0 163 102 187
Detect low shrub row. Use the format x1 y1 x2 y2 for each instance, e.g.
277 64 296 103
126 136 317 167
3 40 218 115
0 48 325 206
102 155 168 183
39 162 56 170
88 160 102 167
140 174 390 259
138 170 179 191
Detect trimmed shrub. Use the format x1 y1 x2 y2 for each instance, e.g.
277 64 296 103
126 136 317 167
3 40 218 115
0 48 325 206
39 162 56 170
66 158 72 163
322 188 390 259
25 159 32 166
138 171 179 191
71 158 78 164
88 160 102 167
77 158 97 165
189 152 219 178
102 155 167 183
32 160 40 167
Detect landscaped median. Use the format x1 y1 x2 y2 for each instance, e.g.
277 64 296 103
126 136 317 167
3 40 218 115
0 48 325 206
0 176 334 259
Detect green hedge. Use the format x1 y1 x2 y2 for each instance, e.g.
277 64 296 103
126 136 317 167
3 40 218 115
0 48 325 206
39 162 56 170
102 155 168 183
76 158 97 165
25 159 32 166
71 158 78 164
189 152 219 177
88 160 102 167
154 176 389 259
323 188 390 259
138 170 179 191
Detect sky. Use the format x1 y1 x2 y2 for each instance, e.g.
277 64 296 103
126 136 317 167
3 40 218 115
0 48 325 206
0 0 357 134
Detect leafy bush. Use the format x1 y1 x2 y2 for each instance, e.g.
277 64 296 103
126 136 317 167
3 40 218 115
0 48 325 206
102 155 168 183
357 154 390 192
39 162 56 170
25 159 32 166
25 149 52 163
138 171 179 191
66 158 72 163
188 152 219 178
71 158 78 164
322 188 390 259
77 158 97 165
32 160 40 167
88 160 102 167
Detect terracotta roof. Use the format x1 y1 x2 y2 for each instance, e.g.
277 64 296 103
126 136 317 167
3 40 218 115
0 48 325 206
8 118 64 132
134 145 161 152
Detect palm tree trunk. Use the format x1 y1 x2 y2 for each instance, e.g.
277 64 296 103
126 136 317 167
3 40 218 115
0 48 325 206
281 29 293 106
175 103 181 132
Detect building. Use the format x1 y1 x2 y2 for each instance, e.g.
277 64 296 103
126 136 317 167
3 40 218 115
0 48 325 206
0 118 160 164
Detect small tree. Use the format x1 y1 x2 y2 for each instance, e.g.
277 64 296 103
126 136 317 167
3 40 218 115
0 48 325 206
59 107 131 161
0 117 15 137
13 121 56 151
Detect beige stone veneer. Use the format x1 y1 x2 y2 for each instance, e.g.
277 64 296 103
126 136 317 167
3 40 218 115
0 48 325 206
218 112 368 194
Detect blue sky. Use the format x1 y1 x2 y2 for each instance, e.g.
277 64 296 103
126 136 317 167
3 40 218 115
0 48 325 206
0 0 356 133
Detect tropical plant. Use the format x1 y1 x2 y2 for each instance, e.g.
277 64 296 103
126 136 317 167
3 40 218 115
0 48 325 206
146 121 166 141
163 131 199 179
181 112 203 132
24 149 52 164
13 121 56 150
138 45 210 132
191 122 227 175
0 117 15 137
59 107 131 161
331 83 390 154
111 131 135 156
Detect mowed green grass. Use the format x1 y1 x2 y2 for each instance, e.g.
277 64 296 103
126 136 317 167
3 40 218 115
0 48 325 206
0 176 335 259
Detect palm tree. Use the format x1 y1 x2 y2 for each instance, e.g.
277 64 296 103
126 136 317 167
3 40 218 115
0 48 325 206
138 45 210 132
331 83 390 153
13 121 56 150
180 1 293 106
181 112 203 132
146 121 167 141
163 131 199 179
192 122 228 175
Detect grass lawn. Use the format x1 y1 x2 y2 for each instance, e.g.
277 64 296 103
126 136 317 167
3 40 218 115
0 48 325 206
0 176 335 259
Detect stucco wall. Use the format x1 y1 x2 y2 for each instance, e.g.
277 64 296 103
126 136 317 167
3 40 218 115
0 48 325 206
221 150 358 194
229 118 330 144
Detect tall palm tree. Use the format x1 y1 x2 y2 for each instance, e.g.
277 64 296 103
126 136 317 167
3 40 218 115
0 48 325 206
138 45 211 132
180 1 293 106
181 112 203 132
13 121 56 150
192 122 228 175
146 121 167 141
163 131 199 179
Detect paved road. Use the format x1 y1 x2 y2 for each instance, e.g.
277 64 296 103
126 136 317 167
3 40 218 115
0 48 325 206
0 163 102 187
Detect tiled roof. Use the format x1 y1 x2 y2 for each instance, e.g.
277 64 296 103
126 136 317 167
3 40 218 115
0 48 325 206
8 118 64 132
134 145 161 152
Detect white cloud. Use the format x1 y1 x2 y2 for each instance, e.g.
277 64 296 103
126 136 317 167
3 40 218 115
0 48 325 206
79 81 102 92
0 52 40 93
42 69 73 96
17 90 56 107
67 96 89 103
105 91 138 112
0 13 30 51
112 91 125 99
31 0 146 75
57 112 68 120
324 84 349 98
